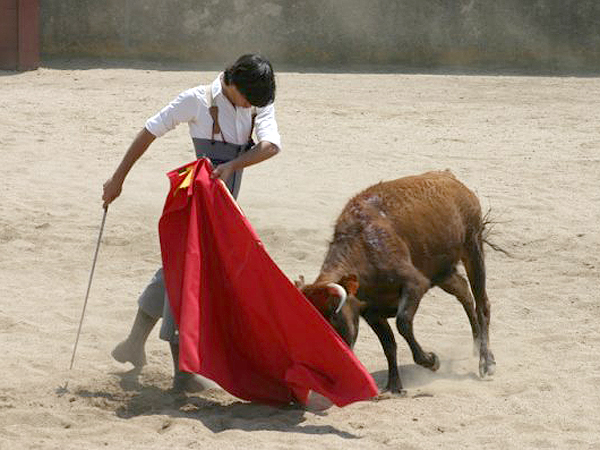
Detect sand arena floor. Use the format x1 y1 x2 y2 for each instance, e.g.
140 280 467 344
1 62 599 449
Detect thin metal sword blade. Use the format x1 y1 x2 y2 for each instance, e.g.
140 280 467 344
69 207 108 371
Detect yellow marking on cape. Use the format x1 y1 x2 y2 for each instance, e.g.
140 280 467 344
174 166 194 196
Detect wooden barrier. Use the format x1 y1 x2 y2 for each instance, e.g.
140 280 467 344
0 0 39 71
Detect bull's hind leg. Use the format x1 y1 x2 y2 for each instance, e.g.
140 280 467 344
438 271 481 354
463 239 496 377
395 266 439 372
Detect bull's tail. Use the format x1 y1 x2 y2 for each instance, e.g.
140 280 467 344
481 209 512 257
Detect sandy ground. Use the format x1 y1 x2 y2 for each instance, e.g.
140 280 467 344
1 61 599 450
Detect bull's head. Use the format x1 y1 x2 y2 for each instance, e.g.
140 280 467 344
297 274 366 349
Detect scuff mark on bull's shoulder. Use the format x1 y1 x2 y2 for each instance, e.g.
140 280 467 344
364 221 393 258
350 195 383 217
334 193 392 247
365 194 382 206
363 194 389 218
348 199 369 221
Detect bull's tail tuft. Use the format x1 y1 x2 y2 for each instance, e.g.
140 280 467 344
481 209 512 257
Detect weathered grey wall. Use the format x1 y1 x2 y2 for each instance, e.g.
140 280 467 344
40 0 600 69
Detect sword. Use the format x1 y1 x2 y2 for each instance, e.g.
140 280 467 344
69 206 109 370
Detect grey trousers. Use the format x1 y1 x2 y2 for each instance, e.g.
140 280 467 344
138 268 179 342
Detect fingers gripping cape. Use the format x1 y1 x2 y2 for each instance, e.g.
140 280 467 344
158 159 377 406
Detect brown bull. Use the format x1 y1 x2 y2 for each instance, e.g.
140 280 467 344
298 170 496 394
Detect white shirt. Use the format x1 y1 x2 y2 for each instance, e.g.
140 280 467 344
145 74 281 149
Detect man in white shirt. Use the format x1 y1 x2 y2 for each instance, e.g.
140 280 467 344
102 54 281 392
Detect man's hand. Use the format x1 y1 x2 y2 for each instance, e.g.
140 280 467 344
103 176 124 208
208 141 279 186
210 161 236 184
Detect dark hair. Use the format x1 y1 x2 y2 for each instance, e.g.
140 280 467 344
224 54 276 107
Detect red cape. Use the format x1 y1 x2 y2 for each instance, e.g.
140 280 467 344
158 159 377 406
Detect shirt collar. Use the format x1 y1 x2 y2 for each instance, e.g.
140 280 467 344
211 73 223 102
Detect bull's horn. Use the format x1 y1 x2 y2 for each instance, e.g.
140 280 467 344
326 283 347 314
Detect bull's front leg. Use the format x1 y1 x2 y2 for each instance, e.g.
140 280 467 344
363 310 405 395
396 274 439 372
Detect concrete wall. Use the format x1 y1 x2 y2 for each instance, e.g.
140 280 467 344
40 0 600 69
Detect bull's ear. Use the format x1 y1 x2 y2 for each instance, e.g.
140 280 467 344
339 274 359 296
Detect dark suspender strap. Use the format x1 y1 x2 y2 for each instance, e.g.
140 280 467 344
248 107 257 144
208 84 256 147
209 105 221 143
207 85 226 144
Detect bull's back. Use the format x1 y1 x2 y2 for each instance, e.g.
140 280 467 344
349 171 482 277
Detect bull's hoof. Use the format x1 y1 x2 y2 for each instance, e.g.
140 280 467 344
479 351 496 378
382 381 407 397
378 388 407 399
417 352 440 371
111 339 146 368
428 353 440 372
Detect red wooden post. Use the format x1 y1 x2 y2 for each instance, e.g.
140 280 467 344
0 0 39 71
0 0 19 69
17 0 39 70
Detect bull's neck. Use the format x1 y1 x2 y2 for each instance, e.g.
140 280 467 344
315 237 359 284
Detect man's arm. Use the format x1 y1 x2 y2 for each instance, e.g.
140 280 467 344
102 127 156 208
210 141 280 182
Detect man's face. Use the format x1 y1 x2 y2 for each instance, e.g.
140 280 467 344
229 84 252 108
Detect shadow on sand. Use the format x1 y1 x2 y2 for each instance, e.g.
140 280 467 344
72 367 360 439
67 355 485 437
